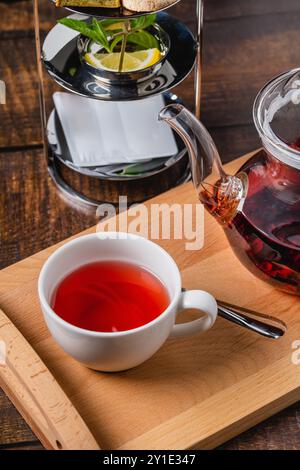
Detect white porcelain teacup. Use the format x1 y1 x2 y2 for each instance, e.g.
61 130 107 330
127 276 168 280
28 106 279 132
38 232 217 372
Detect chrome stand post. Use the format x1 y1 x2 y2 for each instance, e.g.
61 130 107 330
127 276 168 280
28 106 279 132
33 0 48 164
195 0 204 120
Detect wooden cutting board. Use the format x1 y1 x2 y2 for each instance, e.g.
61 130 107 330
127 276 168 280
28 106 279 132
0 152 299 450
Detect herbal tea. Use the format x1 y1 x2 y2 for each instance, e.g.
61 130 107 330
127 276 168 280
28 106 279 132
160 96 300 295
51 261 170 332
199 151 300 294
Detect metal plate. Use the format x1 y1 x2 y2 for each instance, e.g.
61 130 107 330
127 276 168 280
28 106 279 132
46 92 189 206
52 0 181 19
47 92 186 181
42 12 197 101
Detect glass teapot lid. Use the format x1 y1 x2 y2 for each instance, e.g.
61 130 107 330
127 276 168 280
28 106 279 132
254 68 300 170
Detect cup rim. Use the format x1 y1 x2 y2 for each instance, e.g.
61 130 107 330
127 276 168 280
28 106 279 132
38 232 182 338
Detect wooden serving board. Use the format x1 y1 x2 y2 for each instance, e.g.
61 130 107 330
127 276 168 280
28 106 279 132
0 152 299 450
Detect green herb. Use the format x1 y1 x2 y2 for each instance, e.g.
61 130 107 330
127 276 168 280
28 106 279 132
58 14 159 72
127 31 159 50
68 67 77 77
130 14 157 30
91 18 111 53
110 30 158 51
58 18 103 46
117 158 167 176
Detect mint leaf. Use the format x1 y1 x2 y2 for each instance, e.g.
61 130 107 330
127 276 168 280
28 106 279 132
92 18 111 53
59 15 160 60
110 35 123 52
131 14 157 30
127 31 159 50
58 18 111 52
58 18 100 43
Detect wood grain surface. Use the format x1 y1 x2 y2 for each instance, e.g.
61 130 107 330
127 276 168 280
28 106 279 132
0 154 300 450
0 308 100 450
0 0 300 450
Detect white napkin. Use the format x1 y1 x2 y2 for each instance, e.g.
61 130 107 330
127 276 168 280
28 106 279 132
53 92 178 167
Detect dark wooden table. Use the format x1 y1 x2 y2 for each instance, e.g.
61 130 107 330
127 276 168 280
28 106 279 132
0 0 300 450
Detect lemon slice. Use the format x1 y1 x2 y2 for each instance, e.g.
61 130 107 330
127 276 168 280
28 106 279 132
98 52 141 71
84 48 161 72
131 49 162 68
105 22 124 31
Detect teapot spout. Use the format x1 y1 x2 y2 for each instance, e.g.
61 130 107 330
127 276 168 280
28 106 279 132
159 104 247 225
159 104 227 187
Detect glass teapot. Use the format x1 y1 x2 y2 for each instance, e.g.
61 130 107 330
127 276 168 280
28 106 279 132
160 69 300 295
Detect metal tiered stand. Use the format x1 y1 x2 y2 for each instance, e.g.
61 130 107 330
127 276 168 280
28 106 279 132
33 0 203 205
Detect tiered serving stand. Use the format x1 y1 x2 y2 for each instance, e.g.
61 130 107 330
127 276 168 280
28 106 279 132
33 0 203 205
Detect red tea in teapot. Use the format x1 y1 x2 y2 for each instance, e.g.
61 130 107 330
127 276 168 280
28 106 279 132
225 151 300 294
160 95 300 295
51 261 170 332
197 150 300 294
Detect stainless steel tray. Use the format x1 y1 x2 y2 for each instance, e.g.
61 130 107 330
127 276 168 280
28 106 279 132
42 12 197 101
46 91 189 205
52 0 181 19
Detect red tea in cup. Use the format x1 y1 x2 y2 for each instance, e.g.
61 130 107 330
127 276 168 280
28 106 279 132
51 261 170 333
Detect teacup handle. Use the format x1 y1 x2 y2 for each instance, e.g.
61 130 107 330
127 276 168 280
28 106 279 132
170 290 218 338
